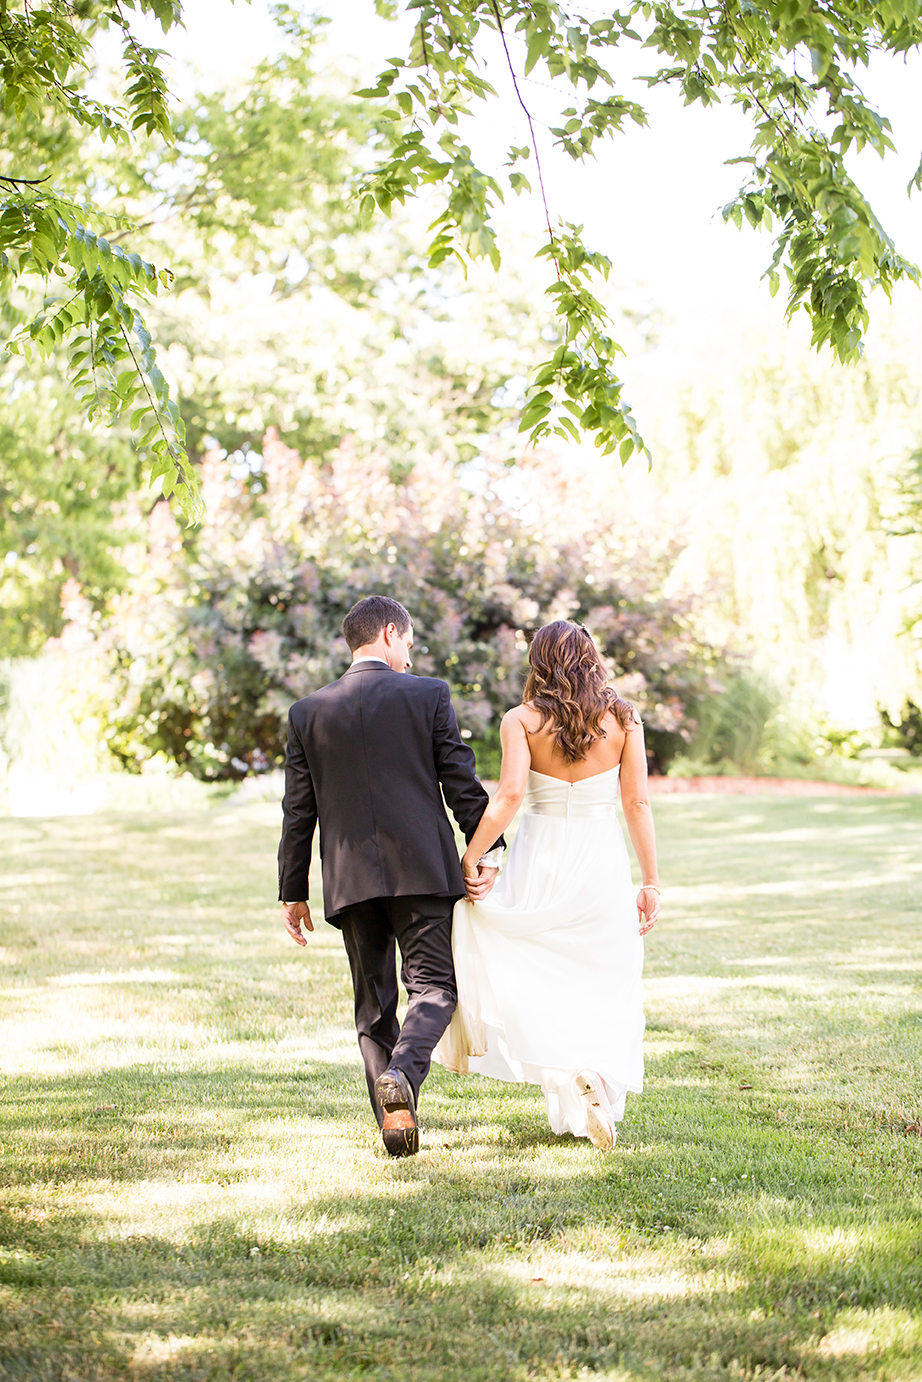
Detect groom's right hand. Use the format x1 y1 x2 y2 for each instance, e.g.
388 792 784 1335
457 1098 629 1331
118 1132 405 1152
282 901 313 946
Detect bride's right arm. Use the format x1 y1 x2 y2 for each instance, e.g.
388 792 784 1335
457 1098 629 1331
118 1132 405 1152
461 709 531 873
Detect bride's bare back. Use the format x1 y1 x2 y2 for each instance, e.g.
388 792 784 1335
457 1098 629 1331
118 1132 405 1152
462 618 659 936
511 702 628 782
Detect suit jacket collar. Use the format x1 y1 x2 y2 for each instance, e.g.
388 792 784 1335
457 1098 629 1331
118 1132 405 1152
342 661 396 677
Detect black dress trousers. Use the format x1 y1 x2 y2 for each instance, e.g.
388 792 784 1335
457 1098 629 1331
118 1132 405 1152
336 893 457 1123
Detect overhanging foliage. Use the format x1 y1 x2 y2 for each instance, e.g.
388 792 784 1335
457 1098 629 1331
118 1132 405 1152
360 0 922 458
2 1 922 517
0 0 199 519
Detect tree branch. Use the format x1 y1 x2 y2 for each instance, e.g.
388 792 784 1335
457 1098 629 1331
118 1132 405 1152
489 0 558 275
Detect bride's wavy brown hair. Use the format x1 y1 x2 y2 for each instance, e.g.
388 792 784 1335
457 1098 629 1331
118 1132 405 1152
523 620 635 763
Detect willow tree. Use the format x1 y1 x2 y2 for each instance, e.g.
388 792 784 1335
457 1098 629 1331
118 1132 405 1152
2 0 921 508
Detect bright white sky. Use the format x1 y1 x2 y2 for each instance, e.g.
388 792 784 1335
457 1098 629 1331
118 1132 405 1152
122 0 922 338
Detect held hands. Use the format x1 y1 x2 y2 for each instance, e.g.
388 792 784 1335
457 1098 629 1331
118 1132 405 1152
636 886 660 936
462 852 499 903
282 900 313 946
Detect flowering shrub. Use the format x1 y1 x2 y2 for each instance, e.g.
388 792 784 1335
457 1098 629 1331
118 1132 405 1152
96 431 721 778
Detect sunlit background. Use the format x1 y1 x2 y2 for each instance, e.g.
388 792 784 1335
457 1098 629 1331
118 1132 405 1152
3 0 922 812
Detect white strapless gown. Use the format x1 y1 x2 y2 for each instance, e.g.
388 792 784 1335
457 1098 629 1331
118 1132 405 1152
433 766 645 1138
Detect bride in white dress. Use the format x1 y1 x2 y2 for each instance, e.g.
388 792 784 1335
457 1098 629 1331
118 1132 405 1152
434 620 661 1149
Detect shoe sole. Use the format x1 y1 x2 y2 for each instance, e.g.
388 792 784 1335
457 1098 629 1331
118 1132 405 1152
375 1069 419 1158
381 1126 420 1158
575 1070 616 1151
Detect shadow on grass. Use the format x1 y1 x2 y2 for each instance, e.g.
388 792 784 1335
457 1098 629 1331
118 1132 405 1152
2 1055 922 1380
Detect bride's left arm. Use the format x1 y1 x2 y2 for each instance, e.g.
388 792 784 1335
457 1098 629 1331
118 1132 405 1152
620 717 661 934
461 709 531 880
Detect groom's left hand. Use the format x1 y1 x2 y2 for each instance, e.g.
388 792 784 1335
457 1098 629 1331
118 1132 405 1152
463 863 499 902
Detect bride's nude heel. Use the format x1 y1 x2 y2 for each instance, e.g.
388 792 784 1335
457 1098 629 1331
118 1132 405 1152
574 1070 616 1150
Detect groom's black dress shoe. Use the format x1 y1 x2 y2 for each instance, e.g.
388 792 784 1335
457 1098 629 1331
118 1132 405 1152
375 1067 419 1157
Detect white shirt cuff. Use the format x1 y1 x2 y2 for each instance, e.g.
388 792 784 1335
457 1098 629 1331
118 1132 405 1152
479 846 504 869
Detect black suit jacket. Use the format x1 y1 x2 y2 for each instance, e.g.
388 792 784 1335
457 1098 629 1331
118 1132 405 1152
277 663 500 921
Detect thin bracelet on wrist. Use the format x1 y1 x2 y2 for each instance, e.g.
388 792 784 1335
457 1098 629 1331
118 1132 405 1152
640 884 661 894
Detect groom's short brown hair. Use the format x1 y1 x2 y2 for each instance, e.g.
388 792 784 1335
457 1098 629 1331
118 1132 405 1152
342 596 412 651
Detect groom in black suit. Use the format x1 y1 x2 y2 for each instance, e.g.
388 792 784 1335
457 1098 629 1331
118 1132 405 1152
278 595 502 1156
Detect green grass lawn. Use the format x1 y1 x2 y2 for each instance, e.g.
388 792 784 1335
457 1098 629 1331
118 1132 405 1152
1 793 921 1381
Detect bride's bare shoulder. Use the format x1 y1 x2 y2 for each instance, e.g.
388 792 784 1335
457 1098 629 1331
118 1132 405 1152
503 703 543 734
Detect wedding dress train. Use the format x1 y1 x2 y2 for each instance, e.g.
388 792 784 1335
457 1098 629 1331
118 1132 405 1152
434 766 645 1139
